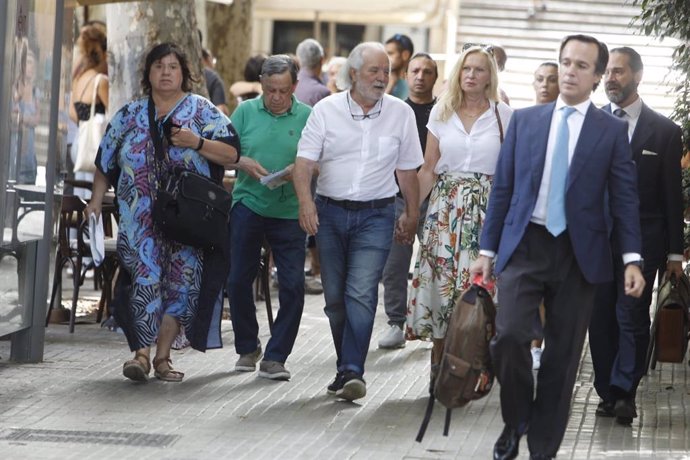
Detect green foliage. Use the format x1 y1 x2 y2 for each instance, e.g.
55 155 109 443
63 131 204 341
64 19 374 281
633 0 690 148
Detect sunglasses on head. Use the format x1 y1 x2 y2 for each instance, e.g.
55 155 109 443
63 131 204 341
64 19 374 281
462 43 495 55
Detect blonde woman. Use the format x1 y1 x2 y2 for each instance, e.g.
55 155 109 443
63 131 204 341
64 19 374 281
407 45 513 377
69 22 108 197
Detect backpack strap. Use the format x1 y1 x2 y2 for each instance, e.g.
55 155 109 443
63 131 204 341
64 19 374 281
443 408 452 436
415 394 436 443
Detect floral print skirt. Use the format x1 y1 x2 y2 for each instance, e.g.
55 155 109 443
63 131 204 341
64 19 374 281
406 172 492 340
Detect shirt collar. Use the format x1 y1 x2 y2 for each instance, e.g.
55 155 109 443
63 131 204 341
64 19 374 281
555 96 591 116
260 94 297 117
611 96 642 119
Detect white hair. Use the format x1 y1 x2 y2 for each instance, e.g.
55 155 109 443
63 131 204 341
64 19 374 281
335 42 387 91
296 38 324 69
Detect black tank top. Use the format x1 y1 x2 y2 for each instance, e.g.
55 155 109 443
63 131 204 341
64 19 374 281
74 101 106 121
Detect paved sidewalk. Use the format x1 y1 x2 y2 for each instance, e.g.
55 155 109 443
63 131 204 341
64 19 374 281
1 288 689 459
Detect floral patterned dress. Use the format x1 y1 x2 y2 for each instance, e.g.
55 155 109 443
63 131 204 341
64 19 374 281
406 172 492 340
96 94 237 351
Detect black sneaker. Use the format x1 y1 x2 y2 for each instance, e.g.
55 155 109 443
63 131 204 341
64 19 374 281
327 371 344 395
335 371 366 401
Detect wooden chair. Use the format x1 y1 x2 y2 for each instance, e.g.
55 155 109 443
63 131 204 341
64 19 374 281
46 195 118 332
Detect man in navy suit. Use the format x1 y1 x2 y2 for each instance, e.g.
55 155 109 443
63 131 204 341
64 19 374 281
470 35 646 460
589 46 684 425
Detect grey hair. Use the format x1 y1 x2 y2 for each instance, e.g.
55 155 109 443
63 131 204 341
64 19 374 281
296 38 324 69
335 42 387 91
260 54 298 84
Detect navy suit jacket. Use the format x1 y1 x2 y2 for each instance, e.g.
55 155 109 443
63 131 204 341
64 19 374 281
480 101 642 284
603 102 684 257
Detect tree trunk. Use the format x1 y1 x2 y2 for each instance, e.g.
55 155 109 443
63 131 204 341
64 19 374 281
206 0 253 113
106 0 206 113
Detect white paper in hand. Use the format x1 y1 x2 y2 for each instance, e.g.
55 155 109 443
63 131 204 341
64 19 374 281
89 213 105 267
259 166 291 190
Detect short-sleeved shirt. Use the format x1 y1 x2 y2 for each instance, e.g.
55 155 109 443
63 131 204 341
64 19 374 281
428 100 513 175
203 68 227 107
231 95 311 219
297 91 423 201
391 78 409 100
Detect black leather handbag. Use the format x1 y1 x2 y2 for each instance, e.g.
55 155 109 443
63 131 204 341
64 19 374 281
148 97 231 249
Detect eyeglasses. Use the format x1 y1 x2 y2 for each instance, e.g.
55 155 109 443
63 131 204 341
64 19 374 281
462 43 494 55
347 93 383 121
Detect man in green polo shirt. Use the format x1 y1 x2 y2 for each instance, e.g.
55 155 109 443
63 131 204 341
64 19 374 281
226 55 312 380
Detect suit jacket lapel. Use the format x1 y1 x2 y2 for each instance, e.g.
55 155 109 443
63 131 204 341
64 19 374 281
529 102 555 192
568 104 605 188
630 103 653 162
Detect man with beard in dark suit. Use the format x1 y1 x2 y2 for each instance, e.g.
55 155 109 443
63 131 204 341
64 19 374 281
588 46 684 426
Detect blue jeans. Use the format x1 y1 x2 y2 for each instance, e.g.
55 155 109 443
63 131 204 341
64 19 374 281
227 202 306 363
315 196 395 376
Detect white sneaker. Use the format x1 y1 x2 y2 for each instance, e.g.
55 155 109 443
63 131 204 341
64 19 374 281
378 325 405 349
531 347 542 370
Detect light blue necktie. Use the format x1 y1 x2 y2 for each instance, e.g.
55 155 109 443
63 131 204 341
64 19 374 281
545 106 576 236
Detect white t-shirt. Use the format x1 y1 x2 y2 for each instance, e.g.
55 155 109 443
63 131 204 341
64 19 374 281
297 91 423 201
428 100 513 176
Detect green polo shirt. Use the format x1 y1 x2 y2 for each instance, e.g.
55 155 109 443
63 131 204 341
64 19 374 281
231 95 311 219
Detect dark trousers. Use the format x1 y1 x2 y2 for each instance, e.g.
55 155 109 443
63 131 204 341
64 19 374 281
491 224 595 456
227 203 306 363
589 231 665 401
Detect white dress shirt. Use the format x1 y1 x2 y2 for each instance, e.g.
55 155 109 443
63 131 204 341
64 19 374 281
297 91 423 201
428 101 513 175
610 96 642 142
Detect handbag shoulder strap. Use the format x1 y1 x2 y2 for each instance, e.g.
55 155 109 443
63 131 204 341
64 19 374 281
148 96 167 162
494 102 504 144
88 74 102 119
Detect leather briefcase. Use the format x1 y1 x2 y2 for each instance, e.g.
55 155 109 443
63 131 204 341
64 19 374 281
654 273 690 363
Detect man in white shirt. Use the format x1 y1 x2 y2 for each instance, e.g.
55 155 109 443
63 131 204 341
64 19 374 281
470 34 645 460
589 46 684 425
293 42 423 402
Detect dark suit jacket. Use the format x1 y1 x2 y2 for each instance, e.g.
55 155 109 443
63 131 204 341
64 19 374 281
603 102 684 258
480 101 642 284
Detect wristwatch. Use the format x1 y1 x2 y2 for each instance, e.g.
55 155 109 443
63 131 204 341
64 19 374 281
625 258 644 271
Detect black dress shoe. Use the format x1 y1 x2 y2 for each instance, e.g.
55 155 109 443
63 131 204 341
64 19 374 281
494 425 522 460
530 454 554 460
595 401 615 417
614 398 637 425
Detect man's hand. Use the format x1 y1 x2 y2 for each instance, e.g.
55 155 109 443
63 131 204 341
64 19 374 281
666 260 684 279
298 200 319 236
237 156 269 180
469 255 494 286
624 264 646 298
394 211 418 245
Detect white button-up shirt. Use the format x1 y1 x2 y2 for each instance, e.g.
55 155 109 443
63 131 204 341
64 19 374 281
428 101 513 175
297 91 424 201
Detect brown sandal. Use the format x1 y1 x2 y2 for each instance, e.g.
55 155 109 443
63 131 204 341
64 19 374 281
123 352 151 382
153 356 184 382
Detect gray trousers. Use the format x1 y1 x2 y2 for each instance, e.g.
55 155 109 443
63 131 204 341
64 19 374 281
381 196 428 327
491 223 595 456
